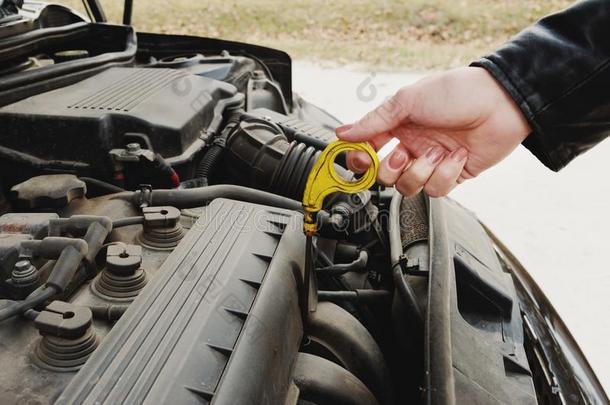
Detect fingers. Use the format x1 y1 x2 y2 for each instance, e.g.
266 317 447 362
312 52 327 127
424 148 468 197
345 132 393 173
395 147 468 197
336 88 412 141
347 150 372 173
396 146 445 197
377 144 410 186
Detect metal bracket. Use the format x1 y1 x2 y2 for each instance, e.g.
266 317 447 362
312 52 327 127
398 253 429 277
137 184 152 208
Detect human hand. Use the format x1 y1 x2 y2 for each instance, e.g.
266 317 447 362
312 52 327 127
336 67 531 197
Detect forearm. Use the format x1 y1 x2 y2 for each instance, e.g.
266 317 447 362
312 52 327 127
472 0 610 171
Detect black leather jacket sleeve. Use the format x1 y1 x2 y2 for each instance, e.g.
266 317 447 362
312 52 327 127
472 0 610 171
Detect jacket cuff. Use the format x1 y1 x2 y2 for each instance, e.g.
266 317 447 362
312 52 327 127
471 58 567 171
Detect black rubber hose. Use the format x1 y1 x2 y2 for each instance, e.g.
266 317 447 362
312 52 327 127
270 141 319 200
0 216 115 322
151 153 180 188
21 237 88 259
0 144 89 173
318 289 391 303
80 177 125 194
48 215 112 238
48 215 112 268
316 250 369 275
194 108 244 183
42 216 113 281
45 245 86 292
23 309 40 320
389 191 424 324
0 286 57 322
83 221 111 261
90 304 129 321
194 144 223 180
116 185 302 211
112 216 144 228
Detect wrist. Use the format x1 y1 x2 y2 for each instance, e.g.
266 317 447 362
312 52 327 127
474 66 532 142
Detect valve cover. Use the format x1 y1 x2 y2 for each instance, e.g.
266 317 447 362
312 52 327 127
56 199 305 405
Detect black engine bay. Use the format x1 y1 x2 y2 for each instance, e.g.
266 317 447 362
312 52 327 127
0 3 605 405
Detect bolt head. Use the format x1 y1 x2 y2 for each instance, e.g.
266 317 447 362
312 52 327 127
15 259 32 271
126 143 141 153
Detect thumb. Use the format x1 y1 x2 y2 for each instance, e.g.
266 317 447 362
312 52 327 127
336 89 411 141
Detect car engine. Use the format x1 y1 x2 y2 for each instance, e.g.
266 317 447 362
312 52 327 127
2 3 601 405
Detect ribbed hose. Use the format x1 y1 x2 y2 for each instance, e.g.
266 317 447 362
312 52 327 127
270 141 320 201
194 108 245 183
195 144 223 180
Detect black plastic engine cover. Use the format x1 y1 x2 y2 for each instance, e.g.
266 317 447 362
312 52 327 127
0 67 237 179
56 199 305 404
425 197 537 404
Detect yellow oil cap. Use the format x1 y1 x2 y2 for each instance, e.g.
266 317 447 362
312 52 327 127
302 140 379 235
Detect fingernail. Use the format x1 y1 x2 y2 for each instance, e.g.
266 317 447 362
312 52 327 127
351 156 367 172
425 146 445 164
352 160 364 172
335 124 353 136
389 148 408 170
450 147 468 162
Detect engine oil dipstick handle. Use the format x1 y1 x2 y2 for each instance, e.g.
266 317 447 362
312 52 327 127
301 140 380 236
300 140 379 320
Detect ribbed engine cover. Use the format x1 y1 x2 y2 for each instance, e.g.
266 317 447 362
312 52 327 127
56 199 305 404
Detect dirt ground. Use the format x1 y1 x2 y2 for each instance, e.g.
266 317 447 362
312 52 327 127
61 0 571 69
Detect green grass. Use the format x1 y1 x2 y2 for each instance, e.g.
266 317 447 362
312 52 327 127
60 0 573 70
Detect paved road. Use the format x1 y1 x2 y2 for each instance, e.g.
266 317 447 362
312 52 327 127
293 61 610 390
